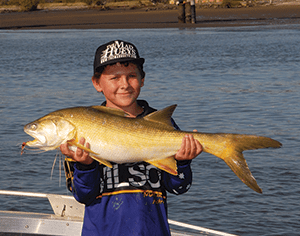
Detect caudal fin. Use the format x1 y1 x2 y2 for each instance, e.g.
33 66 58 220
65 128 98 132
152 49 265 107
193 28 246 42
219 134 282 193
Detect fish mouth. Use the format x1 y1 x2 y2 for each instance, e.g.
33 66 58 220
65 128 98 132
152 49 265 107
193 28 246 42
24 132 46 147
26 138 43 147
21 136 44 155
24 122 47 146
21 136 48 155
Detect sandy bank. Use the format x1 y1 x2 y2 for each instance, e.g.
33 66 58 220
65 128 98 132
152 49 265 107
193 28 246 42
0 2 300 29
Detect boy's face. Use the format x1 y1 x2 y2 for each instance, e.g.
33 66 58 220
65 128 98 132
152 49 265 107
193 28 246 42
92 62 144 109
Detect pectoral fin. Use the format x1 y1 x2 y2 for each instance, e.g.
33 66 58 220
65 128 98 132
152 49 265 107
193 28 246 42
147 157 178 176
66 139 112 168
90 155 113 168
67 139 98 155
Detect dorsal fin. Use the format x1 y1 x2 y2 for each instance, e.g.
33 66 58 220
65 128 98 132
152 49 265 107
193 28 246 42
143 105 177 128
90 106 129 117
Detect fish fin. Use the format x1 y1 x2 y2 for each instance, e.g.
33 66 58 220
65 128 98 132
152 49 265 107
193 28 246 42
66 139 113 168
66 139 99 155
90 155 113 168
215 135 282 194
147 156 178 176
90 106 129 117
143 105 177 129
222 149 263 194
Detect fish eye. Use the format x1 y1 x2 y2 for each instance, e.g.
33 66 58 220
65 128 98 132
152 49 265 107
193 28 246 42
30 124 38 130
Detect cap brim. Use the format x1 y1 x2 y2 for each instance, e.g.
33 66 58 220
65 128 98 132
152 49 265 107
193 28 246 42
95 57 145 73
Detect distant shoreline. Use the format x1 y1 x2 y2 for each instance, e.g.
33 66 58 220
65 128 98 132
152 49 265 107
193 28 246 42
1 3 300 30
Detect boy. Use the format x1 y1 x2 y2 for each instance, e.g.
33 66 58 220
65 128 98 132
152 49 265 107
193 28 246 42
60 40 202 236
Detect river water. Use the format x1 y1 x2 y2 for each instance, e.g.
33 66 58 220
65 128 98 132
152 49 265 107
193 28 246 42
0 25 299 235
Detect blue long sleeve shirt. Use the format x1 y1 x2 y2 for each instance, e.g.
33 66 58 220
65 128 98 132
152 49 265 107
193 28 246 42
72 100 193 236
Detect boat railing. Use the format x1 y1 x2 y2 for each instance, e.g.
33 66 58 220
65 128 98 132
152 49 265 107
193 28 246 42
0 190 238 236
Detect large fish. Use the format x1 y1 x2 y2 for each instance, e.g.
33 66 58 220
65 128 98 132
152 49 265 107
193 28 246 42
22 105 282 193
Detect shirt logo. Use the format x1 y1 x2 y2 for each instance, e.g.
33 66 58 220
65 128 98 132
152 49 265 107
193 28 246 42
99 163 163 194
101 40 137 64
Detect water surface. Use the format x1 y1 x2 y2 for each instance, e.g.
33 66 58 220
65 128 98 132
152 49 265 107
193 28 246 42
0 25 299 235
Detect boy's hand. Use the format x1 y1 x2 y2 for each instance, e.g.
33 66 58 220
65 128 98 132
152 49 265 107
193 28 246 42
60 137 94 165
175 130 202 161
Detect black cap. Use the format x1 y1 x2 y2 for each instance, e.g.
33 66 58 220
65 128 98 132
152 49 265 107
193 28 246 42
93 40 145 74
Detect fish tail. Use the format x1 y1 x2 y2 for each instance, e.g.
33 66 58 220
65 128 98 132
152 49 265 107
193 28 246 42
223 150 262 193
216 134 281 193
